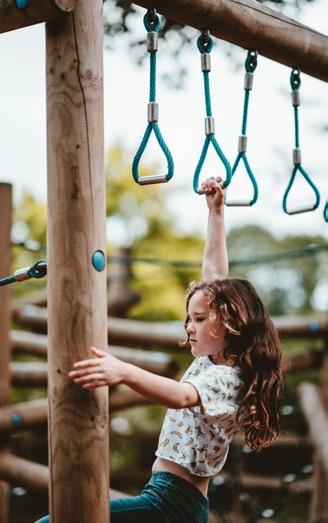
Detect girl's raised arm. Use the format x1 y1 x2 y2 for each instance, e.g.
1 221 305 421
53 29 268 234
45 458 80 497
201 177 228 280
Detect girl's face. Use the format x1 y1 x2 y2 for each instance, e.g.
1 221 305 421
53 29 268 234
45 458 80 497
186 290 226 360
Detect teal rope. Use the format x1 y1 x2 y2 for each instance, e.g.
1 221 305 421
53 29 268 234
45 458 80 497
132 122 174 182
282 70 320 215
282 165 320 213
230 153 259 205
324 202 328 222
227 51 258 206
132 11 174 184
0 275 16 287
241 89 250 135
193 33 231 194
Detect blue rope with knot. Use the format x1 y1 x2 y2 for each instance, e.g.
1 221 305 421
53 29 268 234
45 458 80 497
193 33 231 194
132 10 174 185
282 69 320 215
227 51 259 206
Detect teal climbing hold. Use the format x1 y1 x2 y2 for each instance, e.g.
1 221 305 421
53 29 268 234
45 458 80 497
92 250 106 272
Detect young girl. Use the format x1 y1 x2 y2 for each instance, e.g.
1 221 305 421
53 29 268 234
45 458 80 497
36 177 283 523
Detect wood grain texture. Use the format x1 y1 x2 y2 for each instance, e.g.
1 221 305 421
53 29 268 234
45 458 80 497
0 0 76 34
46 1 108 521
0 183 12 523
134 0 328 82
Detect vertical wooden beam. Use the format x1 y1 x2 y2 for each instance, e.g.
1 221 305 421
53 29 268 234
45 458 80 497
46 1 109 521
0 183 12 523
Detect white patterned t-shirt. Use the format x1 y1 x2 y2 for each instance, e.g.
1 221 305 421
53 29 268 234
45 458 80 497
155 356 244 476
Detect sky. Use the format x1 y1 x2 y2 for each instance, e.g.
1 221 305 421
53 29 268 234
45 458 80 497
0 0 327 242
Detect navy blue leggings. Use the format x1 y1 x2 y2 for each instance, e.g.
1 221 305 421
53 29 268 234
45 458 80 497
34 472 209 522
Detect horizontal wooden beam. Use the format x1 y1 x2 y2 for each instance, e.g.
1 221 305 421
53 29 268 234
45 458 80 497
9 361 175 387
0 452 48 493
0 0 76 35
0 387 149 433
10 330 179 375
0 453 128 498
0 451 313 496
133 0 328 82
14 305 328 349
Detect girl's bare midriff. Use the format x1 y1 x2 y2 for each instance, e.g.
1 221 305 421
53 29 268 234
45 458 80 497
152 457 210 497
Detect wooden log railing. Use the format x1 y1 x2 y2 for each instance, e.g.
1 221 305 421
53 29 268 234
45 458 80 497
0 452 128 499
10 329 324 376
0 450 313 497
0 385 152 434
0 0 76 35
10 330 179 375
133 0 328 82
14 305 328 348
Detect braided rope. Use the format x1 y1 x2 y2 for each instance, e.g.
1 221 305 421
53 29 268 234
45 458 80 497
324 202 328 223
193 32 231 194
282 69 320 215
226 51 258 206
132 10 174 185
0 275 16 287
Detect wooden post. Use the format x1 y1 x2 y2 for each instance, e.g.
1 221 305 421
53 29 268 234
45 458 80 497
46 1 109 521
0 183 12 523
308 337 328 523
0 0 76 34
133 0 328 82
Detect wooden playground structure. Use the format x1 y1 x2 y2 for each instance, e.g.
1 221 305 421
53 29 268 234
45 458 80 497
0 0 327 522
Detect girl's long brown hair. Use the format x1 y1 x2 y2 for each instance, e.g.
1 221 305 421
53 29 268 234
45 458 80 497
183 278 284 452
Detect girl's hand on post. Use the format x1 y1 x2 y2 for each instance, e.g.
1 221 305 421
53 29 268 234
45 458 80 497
201 176 224 212
68 346 127 390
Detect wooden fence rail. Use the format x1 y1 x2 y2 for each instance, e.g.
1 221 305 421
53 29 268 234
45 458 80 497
0 386 152 434
14 305 328 348
0 452 128 499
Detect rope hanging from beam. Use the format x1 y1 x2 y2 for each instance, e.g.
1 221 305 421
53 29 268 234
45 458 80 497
282 69 321 216
225 51 259 207
193 31 231 195
132 9 174 186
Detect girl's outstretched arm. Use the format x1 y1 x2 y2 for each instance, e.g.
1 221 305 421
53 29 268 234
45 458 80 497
68 346 199 409
201 177 228 279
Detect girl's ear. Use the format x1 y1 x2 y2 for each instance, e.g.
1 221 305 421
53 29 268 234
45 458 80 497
91 346 107 358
